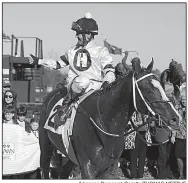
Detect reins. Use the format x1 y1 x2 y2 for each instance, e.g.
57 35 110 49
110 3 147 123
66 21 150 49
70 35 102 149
78 102 121 137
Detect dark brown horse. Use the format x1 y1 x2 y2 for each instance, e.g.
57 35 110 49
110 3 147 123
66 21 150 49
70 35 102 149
39 60 180 179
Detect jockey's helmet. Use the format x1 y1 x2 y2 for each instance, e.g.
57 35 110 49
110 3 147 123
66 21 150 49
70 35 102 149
71 13 98 35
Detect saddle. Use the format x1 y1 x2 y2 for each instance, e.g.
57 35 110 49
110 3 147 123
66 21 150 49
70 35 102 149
53 89 84 128
44 90 95 134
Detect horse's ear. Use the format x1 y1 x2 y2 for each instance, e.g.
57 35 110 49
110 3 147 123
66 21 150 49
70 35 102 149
146 57 154 73
132 57 141 75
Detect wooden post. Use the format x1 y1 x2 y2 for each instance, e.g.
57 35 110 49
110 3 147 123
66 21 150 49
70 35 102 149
10 35 14 81
20 40 24 57
15 38 18 56
38 39 41 59
35 38 38 57
40 40 43 59
11 35 14 56
28 80 31 102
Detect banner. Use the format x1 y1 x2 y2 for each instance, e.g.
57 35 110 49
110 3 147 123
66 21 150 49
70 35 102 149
3 124 40 175
104 39 122 55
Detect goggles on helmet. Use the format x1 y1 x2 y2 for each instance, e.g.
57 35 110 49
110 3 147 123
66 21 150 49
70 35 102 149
72 22 82 32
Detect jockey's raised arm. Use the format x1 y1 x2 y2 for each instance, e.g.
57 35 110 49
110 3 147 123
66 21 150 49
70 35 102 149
29 53 69 70
39 55 69 69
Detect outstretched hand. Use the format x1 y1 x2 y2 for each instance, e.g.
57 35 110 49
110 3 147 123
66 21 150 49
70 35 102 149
28 54 39 65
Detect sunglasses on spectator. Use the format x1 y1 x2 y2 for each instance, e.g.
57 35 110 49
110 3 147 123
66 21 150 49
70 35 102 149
5 95 13 98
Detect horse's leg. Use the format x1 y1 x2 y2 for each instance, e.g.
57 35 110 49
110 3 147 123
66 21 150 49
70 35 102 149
70 135 96 179
51 150 73 179
70 125 118 179
79 160 119 179
96 161 119 179
39 128 54 179
60 158 77 179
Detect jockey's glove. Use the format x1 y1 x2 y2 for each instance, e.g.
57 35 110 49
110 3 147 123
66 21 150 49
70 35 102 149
29 54 39 65
101 81 110 92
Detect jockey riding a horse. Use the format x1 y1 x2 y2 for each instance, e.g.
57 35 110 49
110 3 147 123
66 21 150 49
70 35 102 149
29 12 116 122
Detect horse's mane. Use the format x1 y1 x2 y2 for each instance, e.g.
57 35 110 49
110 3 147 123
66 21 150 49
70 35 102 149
92 71 133 96
92 67 157 98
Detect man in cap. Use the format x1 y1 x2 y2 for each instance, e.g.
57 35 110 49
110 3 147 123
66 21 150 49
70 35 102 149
29 12 115 122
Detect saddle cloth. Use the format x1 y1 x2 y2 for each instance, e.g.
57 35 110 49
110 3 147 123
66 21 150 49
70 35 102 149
44 90 95 164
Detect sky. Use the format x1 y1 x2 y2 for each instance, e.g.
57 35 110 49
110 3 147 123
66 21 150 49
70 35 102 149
3 2 186 71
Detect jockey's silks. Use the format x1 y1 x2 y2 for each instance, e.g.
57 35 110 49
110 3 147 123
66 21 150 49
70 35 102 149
66 40 115 85
38 40 115 91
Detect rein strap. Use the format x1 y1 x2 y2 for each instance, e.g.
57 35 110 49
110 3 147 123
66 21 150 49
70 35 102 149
132 73 156 116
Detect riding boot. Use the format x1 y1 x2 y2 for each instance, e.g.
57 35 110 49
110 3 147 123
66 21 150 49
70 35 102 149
57 92 72 123
58 91 81 123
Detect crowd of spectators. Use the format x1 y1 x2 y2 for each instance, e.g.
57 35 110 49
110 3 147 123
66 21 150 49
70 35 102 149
2 80 41 179
3 80 39 137
2 81 65 179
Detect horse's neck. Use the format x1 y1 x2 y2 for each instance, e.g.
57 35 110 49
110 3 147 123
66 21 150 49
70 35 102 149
98 76 133 132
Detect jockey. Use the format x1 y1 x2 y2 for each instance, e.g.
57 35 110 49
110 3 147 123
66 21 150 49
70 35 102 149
160 59 186 95
29 12 116 122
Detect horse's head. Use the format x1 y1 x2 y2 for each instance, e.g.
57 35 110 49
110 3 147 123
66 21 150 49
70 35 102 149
132 58 181 130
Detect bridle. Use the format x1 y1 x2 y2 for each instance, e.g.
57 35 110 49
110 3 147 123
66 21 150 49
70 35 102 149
131 72 179 145
132 73 174 130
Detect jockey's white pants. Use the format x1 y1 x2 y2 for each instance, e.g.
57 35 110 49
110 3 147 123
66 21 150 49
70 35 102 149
68 76 102 94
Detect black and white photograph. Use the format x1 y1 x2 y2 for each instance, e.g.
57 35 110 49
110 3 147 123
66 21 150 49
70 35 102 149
2 2 187 180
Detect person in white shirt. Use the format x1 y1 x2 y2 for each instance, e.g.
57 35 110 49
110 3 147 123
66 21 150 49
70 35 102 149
29 12 115 122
